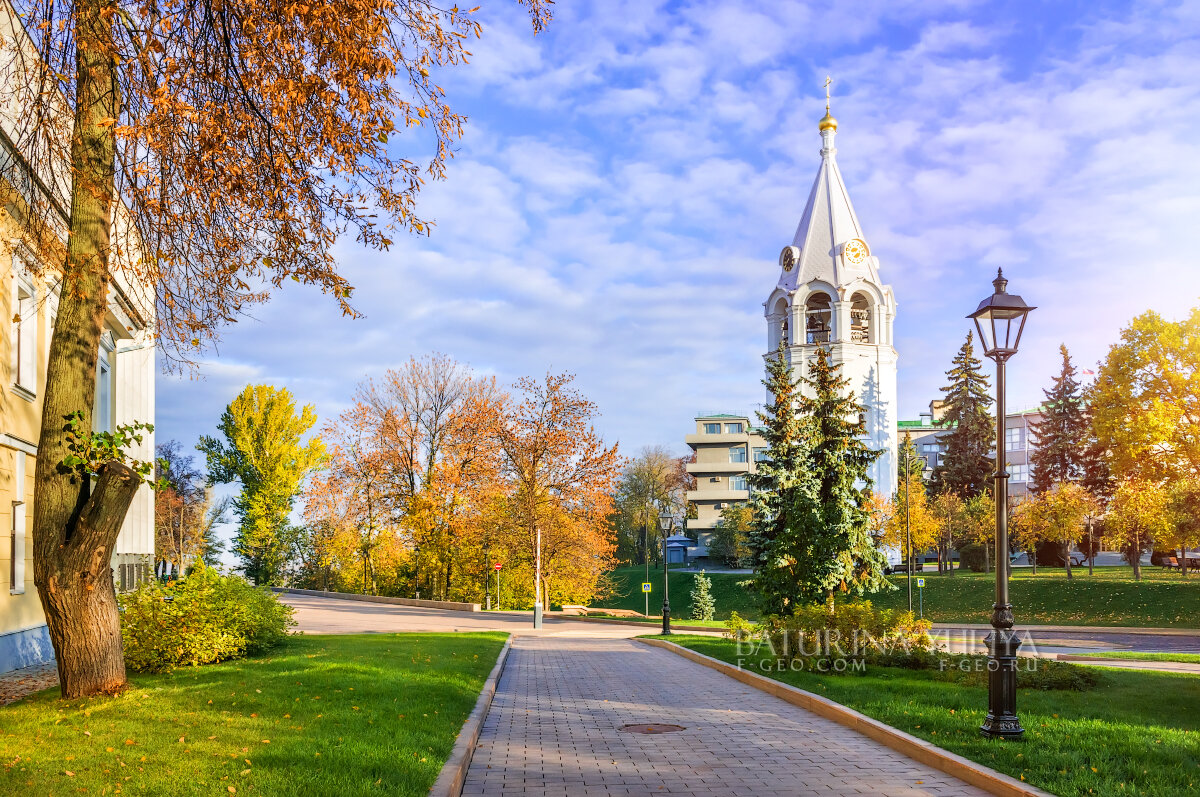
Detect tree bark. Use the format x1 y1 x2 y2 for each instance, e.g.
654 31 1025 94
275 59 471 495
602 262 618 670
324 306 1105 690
31 0 127 698
37 463 140 697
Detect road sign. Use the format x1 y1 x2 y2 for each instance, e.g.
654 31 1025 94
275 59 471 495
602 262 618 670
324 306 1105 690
493 563 502 571
641 582 652 593
916 578 925 587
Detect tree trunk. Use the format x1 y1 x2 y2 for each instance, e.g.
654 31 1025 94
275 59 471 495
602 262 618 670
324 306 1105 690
1132 534 1141 581
32 0 130 699
983 542 989 575
1181 548 1189 578
1065 544 1072 580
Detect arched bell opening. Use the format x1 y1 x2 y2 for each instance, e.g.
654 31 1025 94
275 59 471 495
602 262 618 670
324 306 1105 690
850 291 873 344
805 292 833 344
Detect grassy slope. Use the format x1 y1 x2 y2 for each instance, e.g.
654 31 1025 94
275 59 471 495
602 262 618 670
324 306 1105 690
669 635 1200 797
0 633 506 797
1064 651 1200 665
601 565 1200 627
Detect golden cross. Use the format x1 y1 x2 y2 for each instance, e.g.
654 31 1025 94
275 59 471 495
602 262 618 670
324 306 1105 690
824 76 832 111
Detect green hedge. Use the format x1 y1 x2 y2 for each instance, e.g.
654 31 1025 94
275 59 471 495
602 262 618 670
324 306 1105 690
119 565 295 673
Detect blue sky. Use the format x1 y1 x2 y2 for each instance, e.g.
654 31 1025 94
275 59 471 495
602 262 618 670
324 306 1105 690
158 0 1200 479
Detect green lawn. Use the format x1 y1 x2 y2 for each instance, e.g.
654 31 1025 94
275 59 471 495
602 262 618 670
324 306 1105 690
601 565 1200 627
667 635 1200 797
1063 651 1200 665
0 633 507 796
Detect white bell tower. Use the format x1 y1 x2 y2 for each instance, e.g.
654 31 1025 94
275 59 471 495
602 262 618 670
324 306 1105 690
763 83 898 500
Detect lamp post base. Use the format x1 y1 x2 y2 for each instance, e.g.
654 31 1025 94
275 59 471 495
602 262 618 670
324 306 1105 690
533 604 543 629
661 600 672 635
980 627 1024 740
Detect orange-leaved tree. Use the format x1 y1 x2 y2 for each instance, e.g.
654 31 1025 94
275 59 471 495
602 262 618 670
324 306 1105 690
3 0 553 696
496 374 622 611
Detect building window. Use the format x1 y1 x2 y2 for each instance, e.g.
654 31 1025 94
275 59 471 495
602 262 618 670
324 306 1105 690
12 276 37 393
9 453 25 594
753 447 768 462
1009 464 1028 483
724 422 743 434
730 475 748 492
703 423 721 434
729 446 747 463
1006 426 1023 452
922 443 939 453
94 335 114 433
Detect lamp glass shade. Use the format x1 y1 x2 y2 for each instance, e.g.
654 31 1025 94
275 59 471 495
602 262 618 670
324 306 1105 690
967 271 1034 360
658 514 672 532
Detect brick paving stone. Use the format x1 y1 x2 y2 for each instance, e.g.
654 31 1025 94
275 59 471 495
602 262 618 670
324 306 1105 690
462 636 990 796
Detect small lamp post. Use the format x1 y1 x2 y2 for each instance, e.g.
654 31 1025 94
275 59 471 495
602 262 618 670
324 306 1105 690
968 268 1035 741
658 511 674 635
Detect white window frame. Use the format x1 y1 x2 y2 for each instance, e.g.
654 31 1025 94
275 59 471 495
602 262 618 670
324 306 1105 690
11 263 37 396
729 474 748 492
724 422 743 434
729 446 747 464
1005 426 1023 452
94 332 115 433
753 446 768 462
10 452 26 594
1009 463 1028 483
703 423 721 434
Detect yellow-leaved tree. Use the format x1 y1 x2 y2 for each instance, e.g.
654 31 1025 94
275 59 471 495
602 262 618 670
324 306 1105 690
1105 479 1172 581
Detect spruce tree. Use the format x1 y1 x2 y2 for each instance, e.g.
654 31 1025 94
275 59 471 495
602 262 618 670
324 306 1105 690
1029 345 1087 493
897 430 924 488
932 332 994 498
748 342 813 615
689 571 716 620
796 346 887 601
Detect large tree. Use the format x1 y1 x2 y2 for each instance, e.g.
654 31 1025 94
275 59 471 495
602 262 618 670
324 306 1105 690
932 332 994 498
751 346 885 612
496 373 622 611
10 0 552 695
154 440 226 576
611 446 691 566
747 343 812 614
199 384 325 586
1091 306 1200 485
1029 345 1087 493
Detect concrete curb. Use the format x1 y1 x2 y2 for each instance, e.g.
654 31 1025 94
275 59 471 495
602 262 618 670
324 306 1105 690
272 587 480 613
638 637 1053 797
428 636 511 797
933 622 1200 637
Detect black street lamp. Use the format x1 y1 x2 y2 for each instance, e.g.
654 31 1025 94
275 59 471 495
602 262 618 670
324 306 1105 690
968 268 1035 741
658 511 674 635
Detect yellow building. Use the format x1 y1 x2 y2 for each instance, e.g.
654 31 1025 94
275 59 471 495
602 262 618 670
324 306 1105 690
0 2 156 674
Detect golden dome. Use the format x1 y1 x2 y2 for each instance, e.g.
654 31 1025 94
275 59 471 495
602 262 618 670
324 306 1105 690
819 111 838 132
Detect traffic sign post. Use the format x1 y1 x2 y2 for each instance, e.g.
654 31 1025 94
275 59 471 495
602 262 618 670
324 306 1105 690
493 563 502 611
641 582 652 617
916 577 925 620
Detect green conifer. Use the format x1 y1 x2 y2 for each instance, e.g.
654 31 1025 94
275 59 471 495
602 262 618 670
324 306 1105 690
932 332 994 498
689 571 716 621
1029 345 1087 493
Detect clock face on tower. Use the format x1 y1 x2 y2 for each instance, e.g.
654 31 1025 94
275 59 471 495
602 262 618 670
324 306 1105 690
779 245 800 272
842 238 869 265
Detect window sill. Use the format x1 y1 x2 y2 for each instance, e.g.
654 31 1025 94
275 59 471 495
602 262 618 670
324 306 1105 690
10 384 36 403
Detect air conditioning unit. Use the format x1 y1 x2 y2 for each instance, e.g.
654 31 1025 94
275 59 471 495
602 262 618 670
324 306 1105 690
716 502 728 510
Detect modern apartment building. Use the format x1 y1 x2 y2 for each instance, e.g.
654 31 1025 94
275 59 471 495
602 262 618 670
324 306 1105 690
0 2 156 674
683 415 766 558
897 400 1044 500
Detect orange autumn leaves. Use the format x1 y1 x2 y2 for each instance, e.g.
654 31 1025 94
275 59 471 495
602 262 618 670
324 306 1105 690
301 355 622 606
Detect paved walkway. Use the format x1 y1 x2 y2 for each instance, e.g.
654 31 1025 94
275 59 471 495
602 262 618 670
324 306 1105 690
0 661 57 706
462 636 988 796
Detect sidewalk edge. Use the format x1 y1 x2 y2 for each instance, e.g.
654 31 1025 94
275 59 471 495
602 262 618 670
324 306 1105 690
637 637 1052 797
429 635 511 797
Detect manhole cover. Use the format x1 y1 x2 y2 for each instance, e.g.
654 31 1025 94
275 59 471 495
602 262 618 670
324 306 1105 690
620 723 686 734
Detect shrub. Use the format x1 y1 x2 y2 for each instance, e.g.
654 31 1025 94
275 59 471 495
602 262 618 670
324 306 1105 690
723 611 755 642
689 571 716 621
958 543 986 572
759 598 933 671
120 565 295 673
